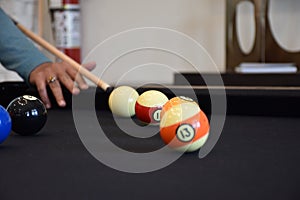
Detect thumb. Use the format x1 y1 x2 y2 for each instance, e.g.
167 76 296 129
82 61 96 71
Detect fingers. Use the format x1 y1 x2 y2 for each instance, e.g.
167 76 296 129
35 80 52 109
30 63 66 108
29 61 96 108
83 61 97 71
57 72 80 95
34 74 66 108
47 76 66 107
64 61 96 90
72 72 89 90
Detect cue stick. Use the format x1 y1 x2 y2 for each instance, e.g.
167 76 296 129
38 0 44 39
14 20 111 92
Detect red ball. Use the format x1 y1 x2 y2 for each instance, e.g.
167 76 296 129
160 96 210 152
135 90 168 125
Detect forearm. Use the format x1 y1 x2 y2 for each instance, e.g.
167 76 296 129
0 8 51 83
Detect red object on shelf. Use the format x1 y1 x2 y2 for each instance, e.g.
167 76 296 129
50 0 81 63
63 0 79 4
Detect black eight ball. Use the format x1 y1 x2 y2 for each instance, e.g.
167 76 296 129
7 95 47 135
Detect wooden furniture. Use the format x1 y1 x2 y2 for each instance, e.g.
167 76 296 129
226 0 300 71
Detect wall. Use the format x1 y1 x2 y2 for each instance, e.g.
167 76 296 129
2 1 300 86
80 0 226 86
0 0 226 86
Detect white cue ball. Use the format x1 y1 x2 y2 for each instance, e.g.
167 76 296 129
108 86 139 117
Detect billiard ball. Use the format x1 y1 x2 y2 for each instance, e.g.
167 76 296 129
6 95 47 136
0 105 12 144
159 96 209 152
108 86 139 117
135 90 169 125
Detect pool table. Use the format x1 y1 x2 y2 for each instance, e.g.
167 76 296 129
0 79 300 200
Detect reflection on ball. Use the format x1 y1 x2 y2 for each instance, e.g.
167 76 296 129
108 86 139 117
7 95 47 136
135 90 169 125
160 96 209 152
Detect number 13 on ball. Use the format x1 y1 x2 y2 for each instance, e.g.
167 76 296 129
159 96 210 152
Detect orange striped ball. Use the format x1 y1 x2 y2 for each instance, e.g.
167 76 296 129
159 96 210 152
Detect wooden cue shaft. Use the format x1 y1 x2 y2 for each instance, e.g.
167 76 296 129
16 23 110 91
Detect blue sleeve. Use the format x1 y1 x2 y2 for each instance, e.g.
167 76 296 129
0 8 52 84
